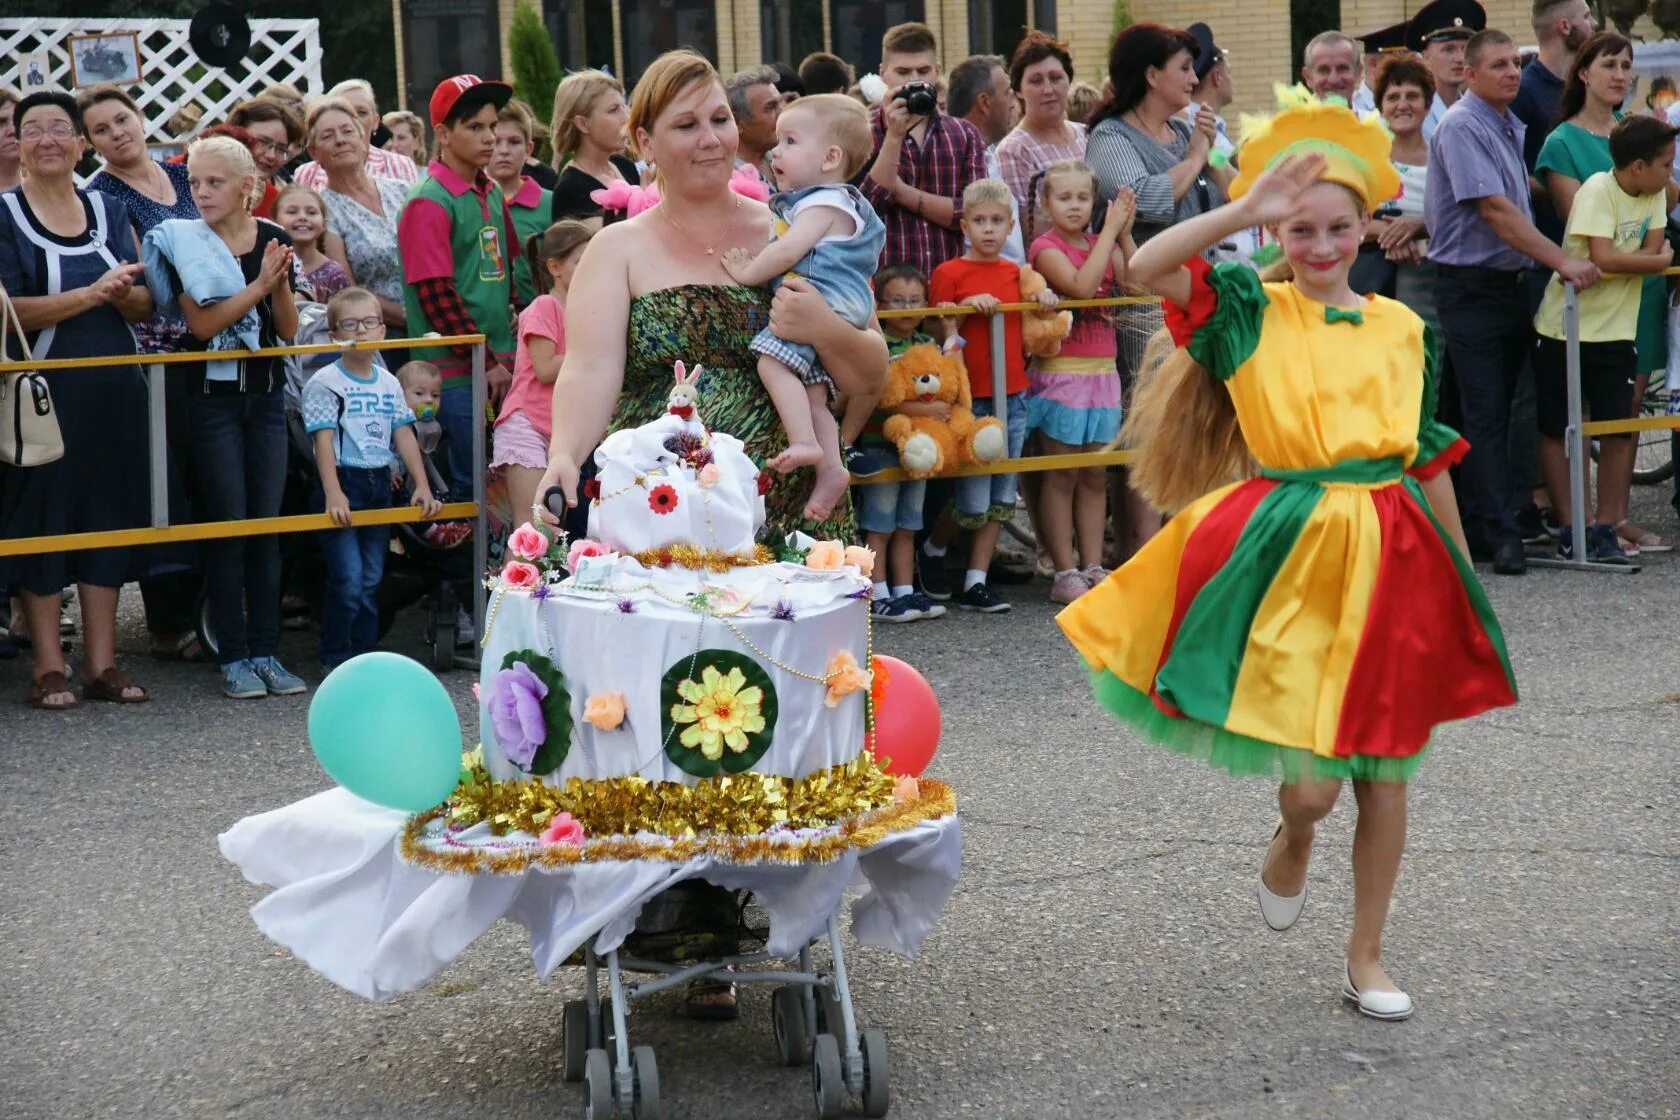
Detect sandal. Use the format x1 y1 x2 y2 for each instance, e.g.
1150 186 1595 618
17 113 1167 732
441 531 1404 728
83 667 150 704
1617 520 1673 553
683 978 740 1021
27 670 78 711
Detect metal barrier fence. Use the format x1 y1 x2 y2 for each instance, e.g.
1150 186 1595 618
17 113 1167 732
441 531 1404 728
0 334 492 650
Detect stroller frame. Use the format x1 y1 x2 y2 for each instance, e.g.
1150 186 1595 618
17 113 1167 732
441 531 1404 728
564 912 891 1119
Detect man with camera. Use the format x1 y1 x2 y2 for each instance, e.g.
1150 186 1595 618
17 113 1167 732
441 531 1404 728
861 21 988 278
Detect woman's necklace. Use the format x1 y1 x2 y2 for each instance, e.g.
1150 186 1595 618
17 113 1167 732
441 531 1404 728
660 192 741 255
113 159 171 204
1125 109 1169 143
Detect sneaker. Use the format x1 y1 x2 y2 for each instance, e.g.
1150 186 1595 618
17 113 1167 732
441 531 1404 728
871 595 924 623
251 655 307 696
917 550 953 602
904 591 946 619
956 581 1011 613
1049 570 1089 605
843 444 882 477
1080 564 1112 587
221 659 267 699
1588 523 1634 566
1517 504 1552 546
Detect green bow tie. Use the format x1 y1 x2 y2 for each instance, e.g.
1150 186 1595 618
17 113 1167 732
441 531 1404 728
1324 305 1365 326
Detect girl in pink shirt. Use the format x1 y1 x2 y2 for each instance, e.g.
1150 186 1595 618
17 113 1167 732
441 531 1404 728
1027 161 1136 605
493 220 593 527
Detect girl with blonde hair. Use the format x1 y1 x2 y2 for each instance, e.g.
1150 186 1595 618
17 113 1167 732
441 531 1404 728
1058 91 1517 1022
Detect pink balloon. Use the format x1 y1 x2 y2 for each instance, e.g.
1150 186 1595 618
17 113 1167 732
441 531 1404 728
871 655 941 776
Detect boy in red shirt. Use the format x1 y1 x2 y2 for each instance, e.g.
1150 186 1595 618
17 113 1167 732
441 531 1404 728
926 178 1058 612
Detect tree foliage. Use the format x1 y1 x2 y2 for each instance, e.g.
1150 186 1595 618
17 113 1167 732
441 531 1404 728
509 0 563 121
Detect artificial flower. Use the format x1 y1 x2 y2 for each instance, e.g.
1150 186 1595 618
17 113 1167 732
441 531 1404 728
698 463 721 488
844 545 876 578
806 540 845 570
566 538 611 572
501 560 541 589
487 661 549 769
583 479 602 500
649 484 679 514
616 598 637 613
893 775 920 804
507 522 549 561
583 691 627 731
824 650 872 708
670 665 767 760
756 472 773 495
770 600 796 621
540 811 587 845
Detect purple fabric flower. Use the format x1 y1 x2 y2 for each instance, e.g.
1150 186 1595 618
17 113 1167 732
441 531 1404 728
487 662 549 769
617 598 637 614
531 584 553 602
770 600 796 621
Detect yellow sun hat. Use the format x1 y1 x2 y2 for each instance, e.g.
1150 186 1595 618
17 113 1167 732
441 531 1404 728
1228 84 1400 211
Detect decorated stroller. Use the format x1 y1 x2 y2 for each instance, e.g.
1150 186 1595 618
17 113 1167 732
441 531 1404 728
220 373 960 1118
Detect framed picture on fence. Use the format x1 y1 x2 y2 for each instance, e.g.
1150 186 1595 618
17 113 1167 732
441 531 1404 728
68 32 142 88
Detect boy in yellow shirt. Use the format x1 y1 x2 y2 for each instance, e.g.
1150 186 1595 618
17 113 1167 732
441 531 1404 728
1533 114 1675 563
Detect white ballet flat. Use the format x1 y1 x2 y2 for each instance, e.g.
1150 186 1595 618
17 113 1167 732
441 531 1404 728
1341 963 1414 1021
1257 826 1307 931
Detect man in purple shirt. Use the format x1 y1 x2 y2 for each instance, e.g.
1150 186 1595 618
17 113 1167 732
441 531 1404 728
1426 29 1600 575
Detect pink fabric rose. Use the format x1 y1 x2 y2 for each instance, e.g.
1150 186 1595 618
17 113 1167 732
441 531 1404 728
540 811 586 845
698 463 721 489
487 661 549 769
501 560 541 589
806 540 845 570
844 545 876 578
583 691 627 731
566 538 611 572
508 522 549 561
893 775 921 804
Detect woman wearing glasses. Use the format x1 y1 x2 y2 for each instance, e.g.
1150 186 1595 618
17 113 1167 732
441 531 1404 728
226 98 305 217
0 91 165 709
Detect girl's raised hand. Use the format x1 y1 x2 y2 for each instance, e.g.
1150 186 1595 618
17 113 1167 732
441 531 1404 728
257 241 293 293
1240 152 1329 227
1103 187 1136 238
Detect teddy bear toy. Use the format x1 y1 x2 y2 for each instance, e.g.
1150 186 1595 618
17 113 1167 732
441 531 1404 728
1017 265 1073 357
880 339 1008 478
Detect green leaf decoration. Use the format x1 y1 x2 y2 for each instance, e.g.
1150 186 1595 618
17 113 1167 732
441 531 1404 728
500 649 573 775
660 650 779 778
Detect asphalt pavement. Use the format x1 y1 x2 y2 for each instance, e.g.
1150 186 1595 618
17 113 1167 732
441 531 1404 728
1 487 1675 1120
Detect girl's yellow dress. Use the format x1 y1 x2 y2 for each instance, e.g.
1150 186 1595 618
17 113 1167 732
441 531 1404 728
1058 259 1517 782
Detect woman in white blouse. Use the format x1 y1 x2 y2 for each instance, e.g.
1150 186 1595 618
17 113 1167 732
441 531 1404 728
1370 56 1437 338
307 99 408 328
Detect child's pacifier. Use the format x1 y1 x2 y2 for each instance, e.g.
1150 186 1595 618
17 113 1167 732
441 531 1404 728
415 404 438 421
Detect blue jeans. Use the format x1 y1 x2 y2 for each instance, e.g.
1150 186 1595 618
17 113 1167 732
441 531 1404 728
953 393 1028 527
1435 267 1531 551
852 443 927 534
189 388 286 665
315 466 392 667
439 383 477 500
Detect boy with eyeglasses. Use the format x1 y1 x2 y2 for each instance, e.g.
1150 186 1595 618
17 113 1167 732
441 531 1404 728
302 287 440 668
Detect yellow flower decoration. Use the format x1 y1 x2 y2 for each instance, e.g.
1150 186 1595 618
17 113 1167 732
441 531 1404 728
670 665 767 760
825 650 873 708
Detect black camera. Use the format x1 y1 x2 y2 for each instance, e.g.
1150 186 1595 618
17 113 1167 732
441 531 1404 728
896 80 938 117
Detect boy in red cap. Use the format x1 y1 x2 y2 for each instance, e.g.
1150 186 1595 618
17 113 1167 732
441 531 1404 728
398 74 520 500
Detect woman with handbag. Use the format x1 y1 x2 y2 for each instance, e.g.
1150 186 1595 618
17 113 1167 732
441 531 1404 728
0 91 162 709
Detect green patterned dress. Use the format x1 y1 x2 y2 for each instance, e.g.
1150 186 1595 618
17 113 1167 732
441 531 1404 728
618 285 858 543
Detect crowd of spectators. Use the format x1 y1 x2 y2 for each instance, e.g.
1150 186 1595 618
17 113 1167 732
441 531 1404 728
2 0 1677 707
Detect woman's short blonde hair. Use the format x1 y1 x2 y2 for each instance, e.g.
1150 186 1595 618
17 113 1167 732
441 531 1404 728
550 68 625 167
625 50 722 161
304 96 364 150
187 134 263 211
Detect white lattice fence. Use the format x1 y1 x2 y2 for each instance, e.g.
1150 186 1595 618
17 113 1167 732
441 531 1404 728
1 18 322 144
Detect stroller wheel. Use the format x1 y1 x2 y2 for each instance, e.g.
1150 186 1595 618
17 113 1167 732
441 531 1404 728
860 1028 891 1118
810 1033 844 1120
195 590 221 665
582 1049 613 1120
562 999 589 1082
630 1046 661 1120
772 985 811 1066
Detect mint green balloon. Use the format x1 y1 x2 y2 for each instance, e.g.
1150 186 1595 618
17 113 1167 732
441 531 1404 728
308 652 463 811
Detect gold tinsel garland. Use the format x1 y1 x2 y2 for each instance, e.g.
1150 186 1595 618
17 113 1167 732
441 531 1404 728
448 753 898 837
402 778 955 875
626 543 777 572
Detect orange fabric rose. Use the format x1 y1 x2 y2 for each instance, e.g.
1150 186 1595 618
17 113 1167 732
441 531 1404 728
583 691 627 731
824 649 873 708
805 540 846 570
843 545 876 578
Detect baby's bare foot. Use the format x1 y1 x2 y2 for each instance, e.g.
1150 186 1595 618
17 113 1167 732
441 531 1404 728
770 441 825 475
802 460 851 522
